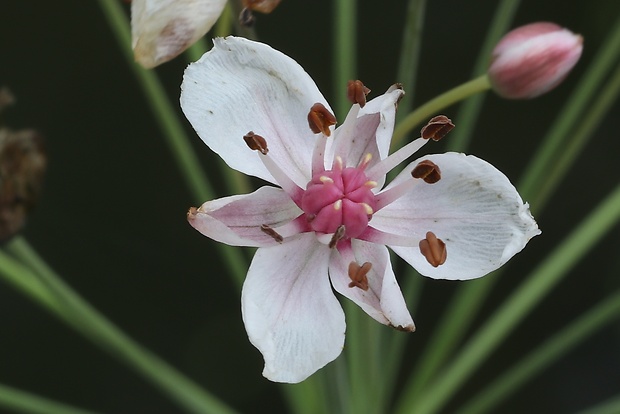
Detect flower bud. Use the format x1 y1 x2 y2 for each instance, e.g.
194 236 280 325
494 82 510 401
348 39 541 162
131 0 227 69
488 22 583 99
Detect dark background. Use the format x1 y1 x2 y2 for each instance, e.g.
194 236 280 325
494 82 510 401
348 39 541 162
0 1 619 413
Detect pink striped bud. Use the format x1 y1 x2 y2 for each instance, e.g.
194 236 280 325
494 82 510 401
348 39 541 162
488 22 583 99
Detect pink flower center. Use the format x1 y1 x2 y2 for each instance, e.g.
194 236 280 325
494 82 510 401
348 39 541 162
301 163 376 239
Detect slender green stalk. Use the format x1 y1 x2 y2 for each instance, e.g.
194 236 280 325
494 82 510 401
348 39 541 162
98 0 247 287
448 0 521 152
395 183 620 414
0 384 99 414
457 289 620 414
519 14 620 202
396 15 620 408
395 0 427 122
391 75 491 149
5 237 238 414
401 274 497 403
576 394 620 414
531 64 620 211
333 0 357 119
281 375 330 414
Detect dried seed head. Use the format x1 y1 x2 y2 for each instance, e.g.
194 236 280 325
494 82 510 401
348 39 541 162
411 159 441 184
420 115 455 141
308 103 337 136
243 131 268 154
347 80 371 108
348 261 372 290
419 231 447 267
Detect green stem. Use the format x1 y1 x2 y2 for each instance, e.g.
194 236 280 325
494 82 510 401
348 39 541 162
457 289 620 414
395 0 427 121
395 183 620 414
519 14 620 203
98 0 247 287
531 63 620 211
447 0 521 152
4 237 238 414
0 384 99 414
333 0 357 119
391 74 491 149
576 394 620 414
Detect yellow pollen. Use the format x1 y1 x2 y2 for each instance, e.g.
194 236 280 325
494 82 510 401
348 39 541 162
320 176 334 184
362 203 374 215
334 156 344 170
333 200 342 210
365 180 378 188
359 153 372 168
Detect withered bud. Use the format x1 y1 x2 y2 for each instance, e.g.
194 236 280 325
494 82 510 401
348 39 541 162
0 128 47 243
239 8 256 27
419 231 447 267
308 103 337 136
420 115 454 141
242 0 282 13
347 80 371 108
411 159 441 184
348 261 372 291
243 131 268 154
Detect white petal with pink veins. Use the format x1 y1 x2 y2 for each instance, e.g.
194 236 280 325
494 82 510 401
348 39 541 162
188 186 302 247
181 37 332 187
372 152 540 280
242 234 345 383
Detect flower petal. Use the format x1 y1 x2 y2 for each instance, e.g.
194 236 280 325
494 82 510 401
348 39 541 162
328 85 405 171
242 234 345 383
371 152 540 280
131 0 226 68
181 37 331 187
188 186 302 247
329 240 414 331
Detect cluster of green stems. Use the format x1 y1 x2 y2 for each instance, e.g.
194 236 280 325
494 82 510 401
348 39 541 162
0 1 619 413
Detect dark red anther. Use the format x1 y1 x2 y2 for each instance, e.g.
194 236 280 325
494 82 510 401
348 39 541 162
420 115 455 141
308 103 337 136
348 261 372 291
347 80 371 108
411 159 441 184
419 231 447 267
243 131 268 154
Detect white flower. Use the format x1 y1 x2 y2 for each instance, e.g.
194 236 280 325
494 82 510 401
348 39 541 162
180 36 540 383
131 0 227 68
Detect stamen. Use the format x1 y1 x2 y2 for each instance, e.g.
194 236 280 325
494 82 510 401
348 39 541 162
419 231 447 267
238 8 255 27
308 103 337 136
333 200 342 211
346 80 371 108
366 137 428 182
333 155 344 170
311 130 329 176
361 203 374 215
365 180 378 189
411 159 441 183
260 224 283 243
243 131 268 154
347 261 372 290
358 153 372 169
420 115 455 141
374 178 418 211
257 149 305 204
319 176 334 184
329 225 346 248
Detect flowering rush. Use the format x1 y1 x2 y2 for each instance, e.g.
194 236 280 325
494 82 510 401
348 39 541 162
181 37 540 383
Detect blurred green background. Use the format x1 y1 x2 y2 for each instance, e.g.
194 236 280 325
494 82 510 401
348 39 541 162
0 1 619 413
